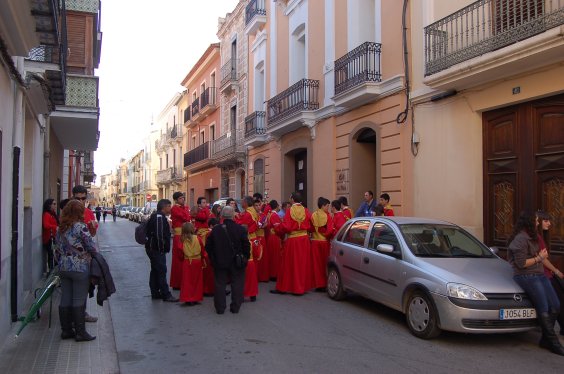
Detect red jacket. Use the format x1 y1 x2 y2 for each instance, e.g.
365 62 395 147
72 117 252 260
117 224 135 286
42 212 58 244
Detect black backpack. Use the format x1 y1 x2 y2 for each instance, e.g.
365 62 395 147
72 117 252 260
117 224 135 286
134 221 148 245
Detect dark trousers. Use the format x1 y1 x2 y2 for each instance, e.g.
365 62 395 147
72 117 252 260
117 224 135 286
59 270 90 307
145 248 172 299
43 240 54 272
214 266 245 313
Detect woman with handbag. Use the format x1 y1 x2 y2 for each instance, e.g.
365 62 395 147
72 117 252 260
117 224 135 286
42 198 59 273
55 200 97 342
536 210 564 336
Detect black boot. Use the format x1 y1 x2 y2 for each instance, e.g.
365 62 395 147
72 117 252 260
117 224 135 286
72 306 96 342
538 312 564 356
58 306 75 340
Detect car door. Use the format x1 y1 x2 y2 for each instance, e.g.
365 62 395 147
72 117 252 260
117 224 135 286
335 220 372 292
356 221 404 309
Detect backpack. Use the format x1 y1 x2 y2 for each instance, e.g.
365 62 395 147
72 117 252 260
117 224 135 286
134 221 148 245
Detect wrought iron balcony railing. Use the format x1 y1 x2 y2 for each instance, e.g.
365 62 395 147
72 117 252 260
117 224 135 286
220 59 239 87
156 166 180 184
170 125 179 139
245 111 266 136
334 42 382 96
200 87 217 109
246 0 267 25
212 129 245 159
184 142 211 167
184 107 191 123
424 0 564 76
191 97 200 117
267 79 319 124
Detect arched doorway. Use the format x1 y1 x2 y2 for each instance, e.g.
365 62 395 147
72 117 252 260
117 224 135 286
350 127 378 211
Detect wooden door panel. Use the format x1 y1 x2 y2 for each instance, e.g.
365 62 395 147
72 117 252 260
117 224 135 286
489 175 518 248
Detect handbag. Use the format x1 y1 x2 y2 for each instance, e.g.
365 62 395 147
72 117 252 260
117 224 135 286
222 225 247 269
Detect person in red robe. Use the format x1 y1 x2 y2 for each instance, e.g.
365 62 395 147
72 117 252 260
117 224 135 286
331 200 347 236
338 196 354 221
310 197 334 291
194 197 213 245
236 196 261 301
264 200 283 280
170 192 191 290
271 192 313 295
203 218 219 296
179 222 204 306
254 199 270 282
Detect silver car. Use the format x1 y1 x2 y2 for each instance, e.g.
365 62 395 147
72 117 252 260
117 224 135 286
328 217 537 339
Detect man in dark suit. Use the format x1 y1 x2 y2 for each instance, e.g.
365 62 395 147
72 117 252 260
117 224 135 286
206 206 250 314
145 199 178 302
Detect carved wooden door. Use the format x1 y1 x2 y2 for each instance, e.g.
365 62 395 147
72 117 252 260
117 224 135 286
484 94 564 258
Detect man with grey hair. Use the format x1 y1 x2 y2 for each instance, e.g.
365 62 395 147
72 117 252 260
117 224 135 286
205 206 250 314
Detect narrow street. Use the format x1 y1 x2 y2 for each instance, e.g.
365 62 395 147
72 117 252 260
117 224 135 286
103 218 562 374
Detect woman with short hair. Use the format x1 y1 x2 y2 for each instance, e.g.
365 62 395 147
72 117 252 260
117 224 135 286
55 200 97 342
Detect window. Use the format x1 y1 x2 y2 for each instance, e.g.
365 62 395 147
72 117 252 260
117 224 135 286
253 159 264 196
230 105 237 131
343 220 370 247
368 223 400 252
211 72 216 88
192 136 196 149
200 130 205 145
210 124 215 141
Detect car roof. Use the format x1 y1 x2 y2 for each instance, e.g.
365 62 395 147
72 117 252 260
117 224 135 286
350 216 456 226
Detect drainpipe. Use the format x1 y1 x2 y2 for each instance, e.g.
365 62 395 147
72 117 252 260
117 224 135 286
43 117 50 200
10 59 24 322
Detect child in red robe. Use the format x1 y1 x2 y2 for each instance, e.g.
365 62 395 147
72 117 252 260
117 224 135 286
179 222 204 306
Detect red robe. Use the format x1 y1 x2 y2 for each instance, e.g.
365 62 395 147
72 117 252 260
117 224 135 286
343 207 353 221
332 211 347 237
275 203 313 295
265 210 283 279
237 209 260 298
310 209 334 289
179 236 203 303
256 209 270 282
170 204 191 289
194 207 212 245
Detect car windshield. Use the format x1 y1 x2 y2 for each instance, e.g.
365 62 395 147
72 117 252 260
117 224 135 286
399 224 494 258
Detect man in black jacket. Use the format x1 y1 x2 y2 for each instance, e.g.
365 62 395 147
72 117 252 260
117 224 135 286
206 206 250 314
145 199 178 302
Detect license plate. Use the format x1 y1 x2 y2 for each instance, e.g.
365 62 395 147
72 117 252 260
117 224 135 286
499 308 536 320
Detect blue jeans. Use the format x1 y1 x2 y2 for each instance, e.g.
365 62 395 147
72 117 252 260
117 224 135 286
514 274 560 314
59 270 90 307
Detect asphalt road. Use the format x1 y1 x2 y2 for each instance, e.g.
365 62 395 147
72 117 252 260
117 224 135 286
98 218 563 374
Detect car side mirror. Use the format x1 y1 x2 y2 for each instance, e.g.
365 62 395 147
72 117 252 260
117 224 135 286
489 246 499 255
377 244 394 254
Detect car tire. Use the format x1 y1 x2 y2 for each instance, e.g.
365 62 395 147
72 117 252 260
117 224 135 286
406 290 441 339
327 267 346 301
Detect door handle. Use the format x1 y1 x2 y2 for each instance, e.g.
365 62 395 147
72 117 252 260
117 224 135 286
363 257 369 264
338 250 344 256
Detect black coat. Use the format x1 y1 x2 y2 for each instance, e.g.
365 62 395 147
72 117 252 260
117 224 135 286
89 252 116 306
206 219 250 269
145 211 171 253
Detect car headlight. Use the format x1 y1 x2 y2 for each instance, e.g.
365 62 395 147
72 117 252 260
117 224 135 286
447 283 487 300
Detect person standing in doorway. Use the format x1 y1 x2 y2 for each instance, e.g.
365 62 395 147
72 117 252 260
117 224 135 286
170 192 191 290
42 198 59 273
355 191 376 217
145 199 178 303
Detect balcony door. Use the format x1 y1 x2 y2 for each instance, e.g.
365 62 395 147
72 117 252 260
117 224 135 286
494 0 544 34
483 94 564 256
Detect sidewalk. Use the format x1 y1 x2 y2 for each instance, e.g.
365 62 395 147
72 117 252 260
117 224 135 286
0 275 119 373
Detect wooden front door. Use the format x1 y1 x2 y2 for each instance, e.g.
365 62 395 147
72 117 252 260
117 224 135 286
483 94 564 259
295 150 307 207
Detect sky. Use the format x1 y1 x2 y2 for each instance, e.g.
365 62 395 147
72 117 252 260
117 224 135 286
94 0 239 180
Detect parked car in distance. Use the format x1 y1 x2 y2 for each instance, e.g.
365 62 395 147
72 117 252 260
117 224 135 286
118 206 131 218
327 217 536 339
128 207 141 221
139 202 158 223
212 198 243 213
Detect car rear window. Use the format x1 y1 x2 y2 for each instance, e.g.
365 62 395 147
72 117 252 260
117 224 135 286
342 220 371 247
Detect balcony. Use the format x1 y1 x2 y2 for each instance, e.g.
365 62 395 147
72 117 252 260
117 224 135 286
199 87 218 117
424 0 564 90
50 74 100 151
156 166 183 185
184 141 212 171
212 129 245 166
266 79 319 137
183 107 191 125
220 59 239 93
245 0 267 35
190 97 200 124
169 125 181 144
244 111 268 147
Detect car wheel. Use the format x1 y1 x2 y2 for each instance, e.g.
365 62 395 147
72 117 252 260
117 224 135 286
327 267 346 301
406 290 441 339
